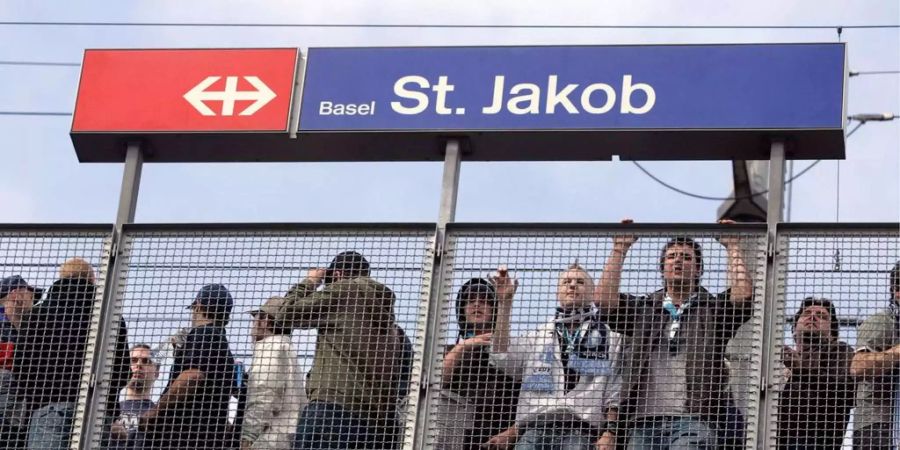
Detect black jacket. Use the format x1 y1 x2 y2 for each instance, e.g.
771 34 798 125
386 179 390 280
13 277 129 416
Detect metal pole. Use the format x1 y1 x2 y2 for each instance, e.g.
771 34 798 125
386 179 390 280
757 140 786 449
115 142 144 229
437 139 462 227
785 159 794 222
75 142 143 449
408 139 462 450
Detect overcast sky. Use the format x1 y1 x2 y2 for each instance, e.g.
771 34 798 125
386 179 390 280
0 0 897 224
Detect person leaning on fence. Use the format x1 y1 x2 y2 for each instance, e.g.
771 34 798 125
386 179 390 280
0 275 41 448
777 297 855 450
13 258 130 450
850 260 900 450
109 344 160 449
273 251 408 450
594 219 752 450
139 284 238 450
239 296 307 450
485 263 622 450
435 275 521 450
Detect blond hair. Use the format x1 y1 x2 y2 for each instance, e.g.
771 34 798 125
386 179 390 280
59 258 95 282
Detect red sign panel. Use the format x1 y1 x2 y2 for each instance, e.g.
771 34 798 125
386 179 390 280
72 48 298 132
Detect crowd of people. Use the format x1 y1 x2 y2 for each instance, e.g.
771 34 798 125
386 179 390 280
0 223 898 450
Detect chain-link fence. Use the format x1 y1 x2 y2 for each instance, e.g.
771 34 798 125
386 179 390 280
767 224 900 450
0 225 112 450
84 224 435 450
427 224 767 450
0 222 897 450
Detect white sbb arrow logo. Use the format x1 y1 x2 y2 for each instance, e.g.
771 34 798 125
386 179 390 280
183 76 276 116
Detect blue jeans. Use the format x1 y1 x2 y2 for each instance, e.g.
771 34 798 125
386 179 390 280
293 401 385 450
27 402 74 450
515 427 594 450
627 416 719 450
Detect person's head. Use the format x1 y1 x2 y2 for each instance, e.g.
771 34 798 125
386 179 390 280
249 296 292 342
128 344 159 394
58 258 95 283
793 297 839 345
0 275 40 326
324 251 370 285
456 278 497 337
659 238 704 287
890 261 900 301
188 284 234 327
557 263 594 310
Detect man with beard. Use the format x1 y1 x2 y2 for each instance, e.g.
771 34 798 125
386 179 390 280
778 298 855 449
595 220 752 449
110 344 160 449
484 263 622 450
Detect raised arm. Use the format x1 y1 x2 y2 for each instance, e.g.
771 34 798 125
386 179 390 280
275 268 347 329
489 265 517 354
851 345 900 379
595 220 637 311
850 314 900 379
718 220 752 303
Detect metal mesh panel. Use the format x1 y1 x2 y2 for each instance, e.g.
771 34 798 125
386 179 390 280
0 226 111 450
429 225 766 450
769 225 900 450
85 225 432 450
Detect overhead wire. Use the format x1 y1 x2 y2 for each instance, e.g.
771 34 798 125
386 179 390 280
630 120 871 201
0 21 897 29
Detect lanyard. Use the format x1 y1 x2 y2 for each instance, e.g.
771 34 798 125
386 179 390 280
662 296 691 341
557 321 588 353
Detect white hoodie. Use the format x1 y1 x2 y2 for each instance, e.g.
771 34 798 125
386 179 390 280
241 335 307 450
489 309 622 429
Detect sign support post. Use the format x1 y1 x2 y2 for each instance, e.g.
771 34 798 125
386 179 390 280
409 139 462 450
75 141 144 449
757 140 786 449
115 142 143 231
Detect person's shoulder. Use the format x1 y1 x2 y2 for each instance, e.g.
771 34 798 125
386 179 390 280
860 308 895 327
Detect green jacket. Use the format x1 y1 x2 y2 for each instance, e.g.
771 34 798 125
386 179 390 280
276 276 404 419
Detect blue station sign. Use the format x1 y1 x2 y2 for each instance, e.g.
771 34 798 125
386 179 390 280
69 44 847 163
297 43 846 161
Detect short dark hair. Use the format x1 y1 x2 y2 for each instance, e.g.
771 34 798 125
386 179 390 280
456 278 497 337
890 261 900 296
659 237 704 279
131 343 152 352
324 251 371 284
129 344 158 366
793 297 839 339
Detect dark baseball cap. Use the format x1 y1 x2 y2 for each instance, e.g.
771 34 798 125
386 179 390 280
0 275 43 300
187 283 234 317
324 251 370 283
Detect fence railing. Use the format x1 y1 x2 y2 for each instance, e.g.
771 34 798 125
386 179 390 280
0 222 895 449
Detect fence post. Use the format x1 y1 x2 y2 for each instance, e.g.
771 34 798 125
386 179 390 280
756 140 786 449
73 142 143 449
408 139 461 449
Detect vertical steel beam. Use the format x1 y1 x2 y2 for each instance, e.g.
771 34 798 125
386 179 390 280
115 142 144 230
407 139 462 450
75 142 143 449
437 140 462 227
757 140 786 449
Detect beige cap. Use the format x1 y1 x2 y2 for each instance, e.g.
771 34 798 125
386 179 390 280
248 295 286 317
